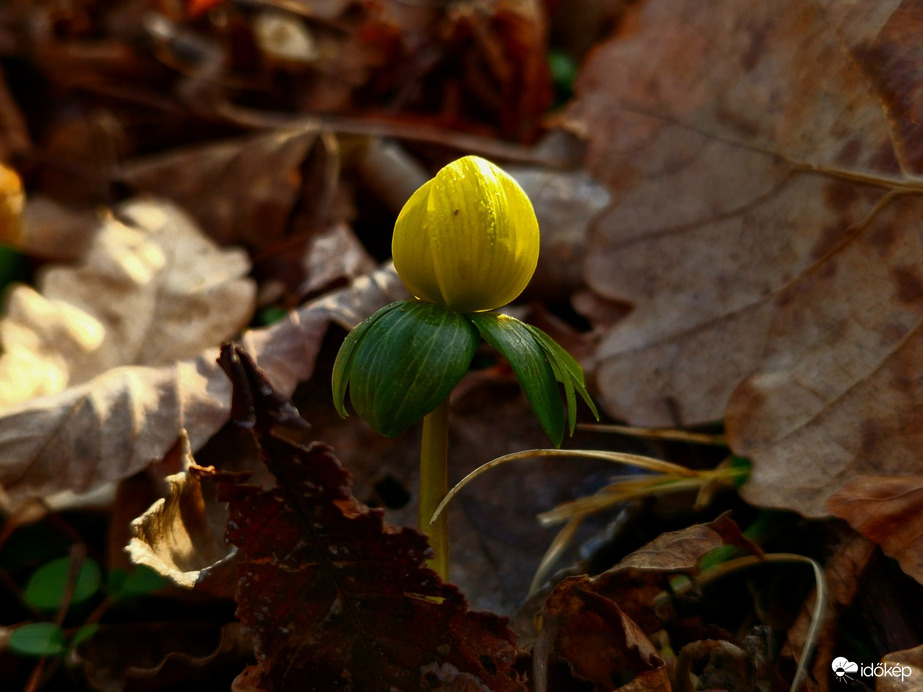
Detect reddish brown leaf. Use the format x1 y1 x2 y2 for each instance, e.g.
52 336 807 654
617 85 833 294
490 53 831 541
216 345 526 692
826 476 923 584
534 577 668 692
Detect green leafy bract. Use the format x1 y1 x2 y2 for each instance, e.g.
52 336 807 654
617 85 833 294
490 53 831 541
469 312 566 447
336 300 479 437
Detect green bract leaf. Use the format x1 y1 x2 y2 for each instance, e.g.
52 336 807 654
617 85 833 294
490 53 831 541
9 622 67 657
524 323 600 433
331 301 404 418
24 556 102 611
470 312 565 447
344 300 478 437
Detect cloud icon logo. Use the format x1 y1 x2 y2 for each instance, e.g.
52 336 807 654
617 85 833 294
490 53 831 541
832 657 858 681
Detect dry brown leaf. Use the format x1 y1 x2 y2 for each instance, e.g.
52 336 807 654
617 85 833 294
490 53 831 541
0 264 405 511
565 0 923 516
120 128 327 248
0 353 231 510
826 476 923 584
0 198 255 408
127 433 237 597
878 646 923 691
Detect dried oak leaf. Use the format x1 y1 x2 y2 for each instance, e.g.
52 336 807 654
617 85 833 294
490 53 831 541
0 263 404 511
826 476 923 584
565 0 923 516
0 198 255 408
533 514 759 691
216 345 526 692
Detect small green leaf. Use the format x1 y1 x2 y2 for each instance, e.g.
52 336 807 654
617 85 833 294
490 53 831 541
69 623 99 648
9 623 67 658
470 312 565 447
24 556 102 611
332 302 405 418
346 300 479 437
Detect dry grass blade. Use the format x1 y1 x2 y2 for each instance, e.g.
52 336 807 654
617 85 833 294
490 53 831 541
529 516 583 596
537 476 712 525
578 423 728 446
429 449 699 525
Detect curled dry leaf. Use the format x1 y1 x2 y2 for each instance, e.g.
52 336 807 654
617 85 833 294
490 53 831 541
826 476 923 585
127 433 237 597
534 578 667 692
217 345 526 692
566 0 923 516
0 263 405 511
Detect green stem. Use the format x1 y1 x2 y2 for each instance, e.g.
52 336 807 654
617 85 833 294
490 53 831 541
419 398 450 581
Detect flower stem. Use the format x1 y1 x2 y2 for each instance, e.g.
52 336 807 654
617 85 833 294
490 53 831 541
419 398 450 581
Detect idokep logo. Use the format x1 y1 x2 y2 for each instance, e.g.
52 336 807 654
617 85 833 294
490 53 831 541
831 658 858 682
832 656 912 683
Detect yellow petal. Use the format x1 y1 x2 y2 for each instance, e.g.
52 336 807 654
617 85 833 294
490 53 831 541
392 156 539 313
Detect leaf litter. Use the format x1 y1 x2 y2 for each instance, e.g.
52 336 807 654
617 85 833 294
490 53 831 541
0 0 921 689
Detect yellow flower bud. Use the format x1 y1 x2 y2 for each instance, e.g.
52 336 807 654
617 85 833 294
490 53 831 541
392 156 540 313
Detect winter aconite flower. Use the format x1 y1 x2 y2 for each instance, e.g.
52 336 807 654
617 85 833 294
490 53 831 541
392 156 540 313
333 156 596 444
333 155 597 580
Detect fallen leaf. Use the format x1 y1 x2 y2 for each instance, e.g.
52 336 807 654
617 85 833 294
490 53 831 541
534 578 668 692
565 0 923 516
0 264 405 511
217 345 527 691
879 645 923 692
534 514 757 692
120 128 328 249
0 198 255 409
826 476 923 584
443 0 553 141
127 433 237 597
